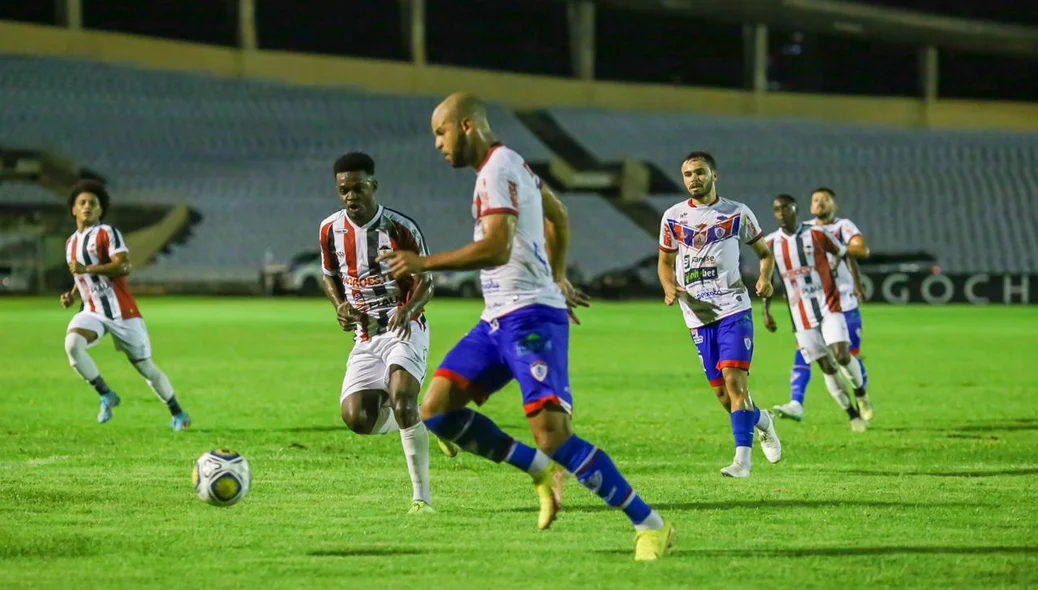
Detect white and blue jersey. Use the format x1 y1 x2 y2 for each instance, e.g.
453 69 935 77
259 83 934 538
434 144 572 415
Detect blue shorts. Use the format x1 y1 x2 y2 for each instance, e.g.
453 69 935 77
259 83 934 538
844 307 863 354
690 311 754 387
434 305 573 415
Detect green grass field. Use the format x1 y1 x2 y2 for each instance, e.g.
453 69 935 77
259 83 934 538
1 297 1036 589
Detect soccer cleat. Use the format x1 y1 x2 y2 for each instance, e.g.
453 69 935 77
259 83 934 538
849 417 868 432
634 520 676 562
772 401 803 422
532 461 565 530
436 436 460 458
720 461 751 478
757 410 782 464
97 392 121 423
170 412 191 432
856 395 874 421
407 500 435 515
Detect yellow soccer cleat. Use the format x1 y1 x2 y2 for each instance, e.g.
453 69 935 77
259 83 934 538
634 520 676 562
407 500 435 515
532 461 565 530
437 436 461 458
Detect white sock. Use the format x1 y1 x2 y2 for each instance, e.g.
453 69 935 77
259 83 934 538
505 441 551 476
634 509 665 532
755 407 772 431
131 358 175 402
372 406 400 435
399 422 431 504
842 358 865 390
823 373 852 409
64 333 100 381
735 446 752 465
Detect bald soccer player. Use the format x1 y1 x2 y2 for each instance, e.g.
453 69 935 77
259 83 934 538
378 93 674 561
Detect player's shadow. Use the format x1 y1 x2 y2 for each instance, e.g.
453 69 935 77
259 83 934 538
495 499 977 514
828 468 1038 478
884 418 1038 435
308 547 426 557
592 546 1038 558
190 426 345 434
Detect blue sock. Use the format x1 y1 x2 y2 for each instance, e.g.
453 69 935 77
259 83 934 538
424 409 539 472
551 435 652 526
858 357 868 392
790 349 811 405
731 410 755 448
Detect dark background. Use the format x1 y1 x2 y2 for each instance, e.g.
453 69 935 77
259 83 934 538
2 0 1035 101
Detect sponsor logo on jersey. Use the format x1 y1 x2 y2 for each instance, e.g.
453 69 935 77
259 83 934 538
343 274 387 288
683 266 719 284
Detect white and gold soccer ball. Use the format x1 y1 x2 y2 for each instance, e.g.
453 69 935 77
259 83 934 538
192 448 250 507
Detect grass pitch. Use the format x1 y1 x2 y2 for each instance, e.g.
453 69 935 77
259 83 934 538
1 297 1036 589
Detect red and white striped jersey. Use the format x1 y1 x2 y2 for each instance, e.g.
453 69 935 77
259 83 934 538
808 217 863 312
65 223 141 321
319 205 428 341
766 224 846 331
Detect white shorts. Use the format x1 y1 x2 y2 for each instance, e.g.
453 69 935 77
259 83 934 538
68 311 152 360
340 321 430 404
795 312 850 363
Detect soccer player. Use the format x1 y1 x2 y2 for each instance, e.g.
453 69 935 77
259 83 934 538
657 152 781 479
771 187 874 422
319 152 437 515
377 92 674 562
761 194 869 432
60 180 190 431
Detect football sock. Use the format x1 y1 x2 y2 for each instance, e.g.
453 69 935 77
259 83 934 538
790 349 811 405
731 409 755 465
823 373 852 409
65 333 103 387
423 409 544 475
841 356 866 397
551 435 660 529
400 422 432 504
132 358 181 414
372 406 401 435
754 406 772 431
857 356 869 392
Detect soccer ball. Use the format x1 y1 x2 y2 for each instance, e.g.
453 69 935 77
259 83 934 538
192 448 250 507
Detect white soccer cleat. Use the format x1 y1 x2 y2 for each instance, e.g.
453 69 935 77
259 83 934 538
720 461 751 478
856 395 875 421
757 411 782 464
772 401 803 422
850 417 868 432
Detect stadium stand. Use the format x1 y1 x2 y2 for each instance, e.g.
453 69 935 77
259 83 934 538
548 108 1038 273
3 54 1036 283
2 55 654 283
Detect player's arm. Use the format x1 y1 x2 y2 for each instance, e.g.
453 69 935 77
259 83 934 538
73 251 131 278
845 234 870 259
319 224 356 331
657 249 683 306
380 213 516 278
750 239 775 298
60 285 80 308
541 183 568 281
541 183 590 321
846 255 867 302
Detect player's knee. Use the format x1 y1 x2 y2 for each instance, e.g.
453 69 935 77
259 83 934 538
389 395 420 428
817 357 837 374
341 406 375 434
419 376 457 421
529 407 573 455
722 374 746 398
834 350 852 366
